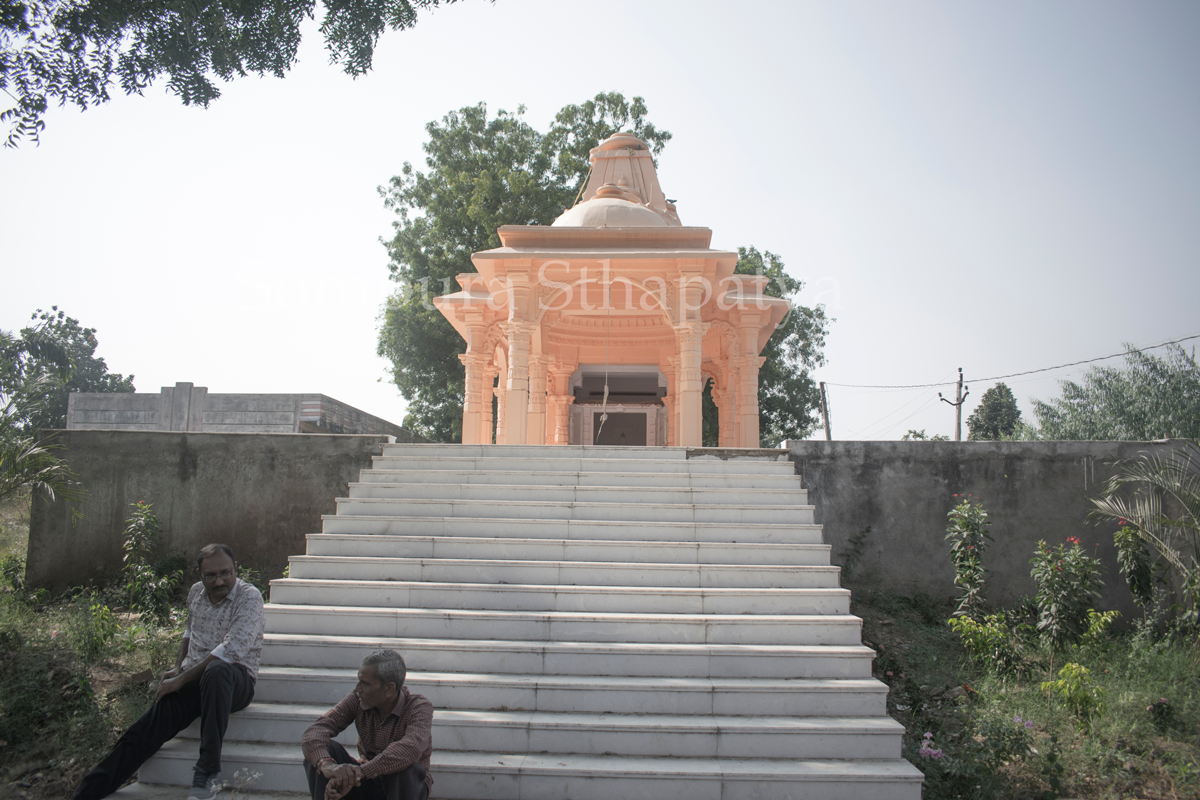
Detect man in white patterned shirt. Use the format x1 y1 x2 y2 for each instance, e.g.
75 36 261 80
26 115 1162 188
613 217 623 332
71 544 265 800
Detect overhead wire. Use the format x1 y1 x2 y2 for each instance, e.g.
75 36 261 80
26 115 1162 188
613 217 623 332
822 332 1200 390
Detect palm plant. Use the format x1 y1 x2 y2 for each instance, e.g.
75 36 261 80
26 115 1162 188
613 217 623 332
1089 440 1200 630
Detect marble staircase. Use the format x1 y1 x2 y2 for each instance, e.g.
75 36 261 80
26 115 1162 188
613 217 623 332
138 444 923 799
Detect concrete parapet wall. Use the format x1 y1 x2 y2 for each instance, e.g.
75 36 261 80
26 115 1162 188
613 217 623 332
66 383 425 440
784 439 1177 616
27 431 392 590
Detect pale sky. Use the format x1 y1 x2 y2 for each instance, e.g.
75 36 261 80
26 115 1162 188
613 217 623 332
2 0 1197 441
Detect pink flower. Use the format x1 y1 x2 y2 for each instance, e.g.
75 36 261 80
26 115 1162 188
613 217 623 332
886 671 893 677
1066 536 1081 545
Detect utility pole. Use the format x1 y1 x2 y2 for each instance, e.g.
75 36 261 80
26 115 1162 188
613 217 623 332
938 368 970 441
819 381 832 441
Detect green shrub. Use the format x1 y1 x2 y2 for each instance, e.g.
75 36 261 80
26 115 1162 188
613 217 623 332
947 614 1025 674
122 501 182 623
1030 537 1104 648
66 594 119 665
946 495 993 619
1041 662 1107 729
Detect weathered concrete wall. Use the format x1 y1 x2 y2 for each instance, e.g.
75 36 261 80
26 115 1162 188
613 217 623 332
27 431 391 590
67 383 423 439
784 439 1176 616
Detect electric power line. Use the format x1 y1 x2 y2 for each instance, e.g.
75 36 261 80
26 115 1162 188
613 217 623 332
823 332 1200 390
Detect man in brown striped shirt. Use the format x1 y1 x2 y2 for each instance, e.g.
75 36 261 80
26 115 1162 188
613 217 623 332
301 650 433 800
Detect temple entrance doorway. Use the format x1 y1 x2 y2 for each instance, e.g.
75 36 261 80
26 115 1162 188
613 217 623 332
568 365 667 446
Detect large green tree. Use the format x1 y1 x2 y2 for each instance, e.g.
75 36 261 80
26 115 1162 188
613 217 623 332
966 382 1021 440
1 307 134 432
0 0 467 144
377 93 671 442
1032 344 1199 440
701 248 829 447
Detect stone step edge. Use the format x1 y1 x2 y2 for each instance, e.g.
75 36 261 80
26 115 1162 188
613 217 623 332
178 702 904 733
264 596 855 616
149 740 924 782
303 532 831 552
356 468 800 481
320 514 822 530
285 555 838 573
348 481 802 496
256 666 887 693
334 497 815 511
262 632 875 657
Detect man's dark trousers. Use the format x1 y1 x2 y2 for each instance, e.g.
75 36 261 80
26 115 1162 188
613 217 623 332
304 741 428 800
71 661 254 800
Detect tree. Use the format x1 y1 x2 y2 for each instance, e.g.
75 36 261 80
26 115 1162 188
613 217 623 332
701 247 830 446
966 382 1021 440
0 0 465 145
377 94 672 442
0 327 84 505
902 429 949 441
1 307 134 432
1031 344 1200 441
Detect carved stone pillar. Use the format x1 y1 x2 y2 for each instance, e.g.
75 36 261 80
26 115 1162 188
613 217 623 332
494 361 508 445
664 356 680 447
547 363 576 445
480 366 497 444
502 322 532 445
736 355 765 447
458 353 490 445
526 355 549 445
675 323 706 447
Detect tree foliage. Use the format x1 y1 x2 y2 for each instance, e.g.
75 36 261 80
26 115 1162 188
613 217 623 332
1031 344 1199 441
1 307 134 433
702 247 829 446
0 0 463 145
377 94 672 442
967 382 1021 440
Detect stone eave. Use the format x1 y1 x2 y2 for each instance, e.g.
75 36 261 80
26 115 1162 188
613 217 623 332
495 225 714 249
471 247 738 263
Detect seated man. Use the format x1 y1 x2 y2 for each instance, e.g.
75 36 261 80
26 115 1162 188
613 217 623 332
71 544 265 800
301 650 433 800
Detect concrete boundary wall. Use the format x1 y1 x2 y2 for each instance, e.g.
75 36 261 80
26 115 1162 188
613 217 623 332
28 431 392 590
67 383 420 439
783 439 1179 617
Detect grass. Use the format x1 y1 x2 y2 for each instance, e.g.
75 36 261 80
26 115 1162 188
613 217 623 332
851 579 1200 800
0 492 185 800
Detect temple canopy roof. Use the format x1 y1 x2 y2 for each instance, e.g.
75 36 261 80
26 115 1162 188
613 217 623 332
432 132 791 449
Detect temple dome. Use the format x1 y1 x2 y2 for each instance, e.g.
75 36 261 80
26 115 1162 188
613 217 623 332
551 182 667 228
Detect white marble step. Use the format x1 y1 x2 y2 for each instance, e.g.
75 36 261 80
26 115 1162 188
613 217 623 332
254 667 889 716
140 741 923 800
267 580 849 617
262 634 876 678
320 515 824 544
302 533 833 566
370 455 796 475
182 703 903 760
381 444 704 460
346 481 806 506
285 555 838 589
264 603 859 644
332 497 812 525
357 467 802 489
